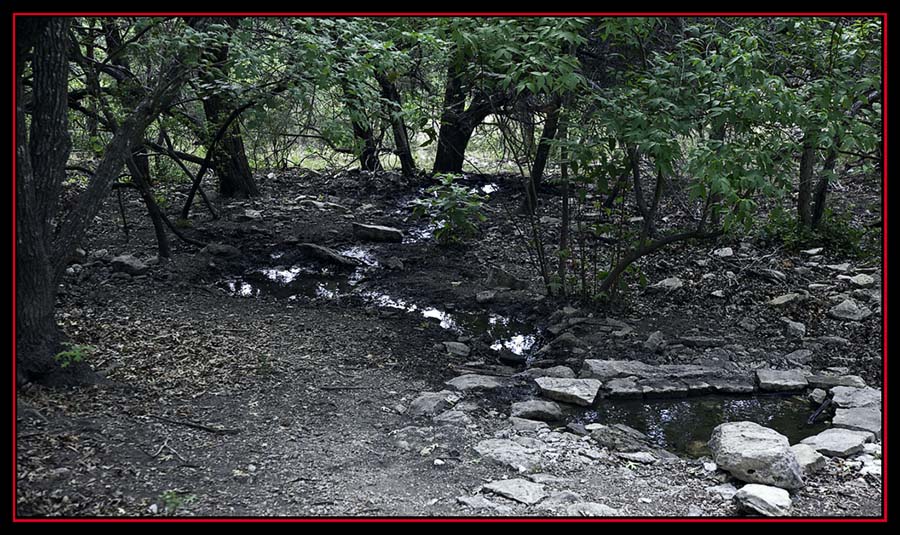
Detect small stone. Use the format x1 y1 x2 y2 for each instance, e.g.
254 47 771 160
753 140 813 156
825 262 851 272
650 277 683 292
849 274 875 288
801 247 824 255
643 331 668 353
768 293 800 306
433 410 472 427
808 388 828 405
705 483 737 500
784 349 813 366
733 484 792 517
790 444 826 476
605 376 643 399
352 223 403 242
509 417 550 432
800 428 874 457
520 366 576 379
475 439 542 472
703 461 717 471
110 254 148 276
483 478 547 505
148 503 158 514
827 299 873 322
755 369 808 392
433 458 445 466
564 502 620 516
200 243 242 257
239 209 262 221
713 247 734 257
442 342 471 357
511 400 564 422
781 318 806 338
456 495 512 513
407 391 460 417
475 290 496 304
616 451 657 464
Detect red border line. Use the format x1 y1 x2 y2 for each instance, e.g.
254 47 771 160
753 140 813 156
11 12 888 523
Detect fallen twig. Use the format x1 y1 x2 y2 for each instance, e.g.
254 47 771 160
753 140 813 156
147 414 240 435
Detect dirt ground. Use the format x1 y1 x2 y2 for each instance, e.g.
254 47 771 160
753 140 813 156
15 168 884 518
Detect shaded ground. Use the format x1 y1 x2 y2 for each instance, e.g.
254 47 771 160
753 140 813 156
16 168 883 517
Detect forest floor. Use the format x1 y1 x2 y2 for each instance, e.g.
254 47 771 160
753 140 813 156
15 168 884 518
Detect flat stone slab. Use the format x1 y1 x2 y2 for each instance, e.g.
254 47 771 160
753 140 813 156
511 400 564 421
849 274 875 288
833 407 882 438
756 369 808 391
351 223 403 242
456 495 512 514
519 366 576 379
831 386 881 408
806 374 866 389
433 410 472 426
534 377 602 406
640 378 689 398
800 428 874 457
110 254 148 276
733 484 792 517
297 243 358 267
475 439 542 472
482 478 547 505
509 417 550 432
407 390 460 417
442 341 471 357
678 336 726 348
605 376 643 398
615 451 657 464
708 376 756 394
791 444 826 476
445 374 504 391
708 421 804 489
580 359 657 380
768 293 801 306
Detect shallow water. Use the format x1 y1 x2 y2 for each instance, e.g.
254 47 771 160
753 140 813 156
574 394 828 457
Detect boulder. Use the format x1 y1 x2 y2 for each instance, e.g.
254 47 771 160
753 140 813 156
755 369 808 392
733 484 792 517
483 478 547 505
110 254 148 276
510 400 564 422
643 331 668 353
800 428 873 457
351 223 403 242
442 342 471 357
707 421 804 489
534 377 602 406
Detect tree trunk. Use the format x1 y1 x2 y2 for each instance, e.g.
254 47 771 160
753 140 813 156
126 156 171 258
376 73 416 176
350 119 383 172
811 148 838 229
797 138 816 228
521 101 561 213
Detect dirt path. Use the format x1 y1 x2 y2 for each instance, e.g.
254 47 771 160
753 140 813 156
16 170 883 517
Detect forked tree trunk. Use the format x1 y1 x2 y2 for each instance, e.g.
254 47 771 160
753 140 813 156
376 73 416 176
521 101 561 213
433 62 494 174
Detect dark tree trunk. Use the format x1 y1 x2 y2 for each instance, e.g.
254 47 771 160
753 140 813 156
521 101 561 213
433 62 495 174
797 138 816 228
351 119 383 172
193 17 257 198
376 73 416 176
811 148 838 229
126 156 171 258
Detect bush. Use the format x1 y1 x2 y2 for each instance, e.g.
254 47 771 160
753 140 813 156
412 174 487 244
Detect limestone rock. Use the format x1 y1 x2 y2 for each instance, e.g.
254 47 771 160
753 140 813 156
831 386 881 408
110 254 148 276
564 502 620 516
510 400 564 422
707 421 804 489
475 439 542 472
733 484 792 517
407 390 460 417
442 342 472 358
800 428 873 457
482 478 547 505
833 407 882 439
445 374 504 391
827 299 873 321
534 377 602 406
790 444 826 476
756 369 808 392
351 222 403 242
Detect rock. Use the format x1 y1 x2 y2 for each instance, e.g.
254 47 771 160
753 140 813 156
200 243 242 257
537 490 583 509
474 439 542 472
713 247 734 257
781 318 806 338
456 495 513 513
433 410 472 427
707 421 804 489
733 484 792 517
705 483 738 500
407 391 460 417
486 268 528 290
520 366 576 379
805 374 866 389
110 254 148 276
831 386 881 408
511 400 564 422
383 257 404 270
640 378 689 398
825 262 851 272
445 374 504 391
482 478 547 505
801 247 823 255
580 359 656 380
833 407 882 439
808 388 828 405
650 277 683 292
827 299 872 321
605 376 643 398
783 349 813 366
564 502 620 517
615 451 657 464
589 424 651 453
475 290 496 304
237 209 262 221
755 369 808 392
707 376 756 394
351 222 403 242
442 342 472 358
643 331 667 353
547 332 586 350
534 377 602 406
678 336 726 348
297 243 358 267
790 444 826 476
509 417 550 432
768 293 801 306
90 248 110 261
849 274 875 288
800 428 873 457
